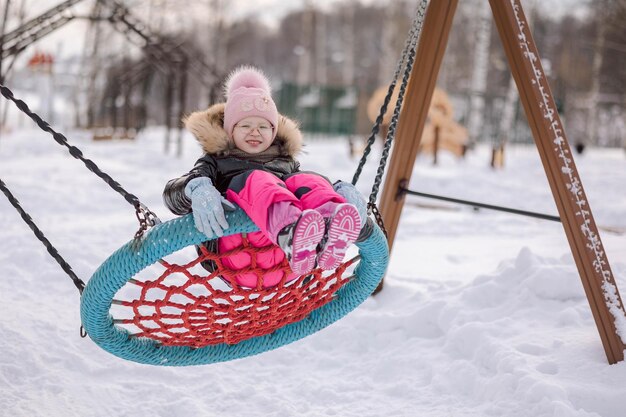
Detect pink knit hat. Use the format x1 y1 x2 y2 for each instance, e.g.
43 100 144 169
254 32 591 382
223 66 279 140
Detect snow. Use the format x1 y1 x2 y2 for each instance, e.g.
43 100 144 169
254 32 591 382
1 125 626 416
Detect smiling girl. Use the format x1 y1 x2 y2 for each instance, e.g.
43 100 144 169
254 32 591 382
163 66 366 288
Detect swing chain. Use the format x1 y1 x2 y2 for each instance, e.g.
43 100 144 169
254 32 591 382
134 202 161 240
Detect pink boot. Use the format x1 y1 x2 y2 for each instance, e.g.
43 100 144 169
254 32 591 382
277 209 325 276
317 204 361 270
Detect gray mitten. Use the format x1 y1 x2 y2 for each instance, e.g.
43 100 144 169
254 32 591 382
185 177 235 237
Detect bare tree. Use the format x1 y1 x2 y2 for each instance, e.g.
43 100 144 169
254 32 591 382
586 0 611 145
296 4 314 86
466 0 491 144
341 2 355 86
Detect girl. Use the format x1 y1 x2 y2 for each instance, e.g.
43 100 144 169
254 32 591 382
163 66 366 288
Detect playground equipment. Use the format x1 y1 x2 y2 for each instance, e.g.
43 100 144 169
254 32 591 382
376 0 625 365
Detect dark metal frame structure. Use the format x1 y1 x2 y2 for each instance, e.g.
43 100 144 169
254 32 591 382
0 0 220 154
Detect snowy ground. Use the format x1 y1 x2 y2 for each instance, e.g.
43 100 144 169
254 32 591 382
1 125 625 417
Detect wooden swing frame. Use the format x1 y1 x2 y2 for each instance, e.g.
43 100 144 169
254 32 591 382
378 0 626 364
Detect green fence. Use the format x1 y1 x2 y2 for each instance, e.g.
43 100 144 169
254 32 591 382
276 83 357 135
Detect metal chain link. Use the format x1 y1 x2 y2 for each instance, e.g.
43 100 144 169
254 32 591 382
134 202 161 241
367 202 388 238
351 0 428 213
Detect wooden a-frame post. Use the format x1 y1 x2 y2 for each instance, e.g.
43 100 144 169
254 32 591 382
378 0 626 364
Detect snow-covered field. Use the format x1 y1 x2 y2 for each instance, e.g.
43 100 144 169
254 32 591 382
1 124 625 417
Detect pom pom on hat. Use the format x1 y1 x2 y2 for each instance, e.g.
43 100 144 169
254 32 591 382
223 66 278 139
224 66 273 98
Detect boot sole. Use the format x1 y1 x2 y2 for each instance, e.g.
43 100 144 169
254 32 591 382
318 204 361 270
290 210 325 276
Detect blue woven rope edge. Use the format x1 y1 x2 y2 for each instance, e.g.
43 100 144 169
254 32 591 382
80 209 389 366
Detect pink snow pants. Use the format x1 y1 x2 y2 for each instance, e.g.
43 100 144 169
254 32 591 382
218 170 346 288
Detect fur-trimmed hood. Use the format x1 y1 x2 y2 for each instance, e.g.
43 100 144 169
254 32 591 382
183 103 303 157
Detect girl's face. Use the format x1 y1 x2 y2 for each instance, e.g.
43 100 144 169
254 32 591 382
231 116 274 154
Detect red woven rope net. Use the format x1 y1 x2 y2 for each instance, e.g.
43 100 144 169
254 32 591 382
113 237 358 348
